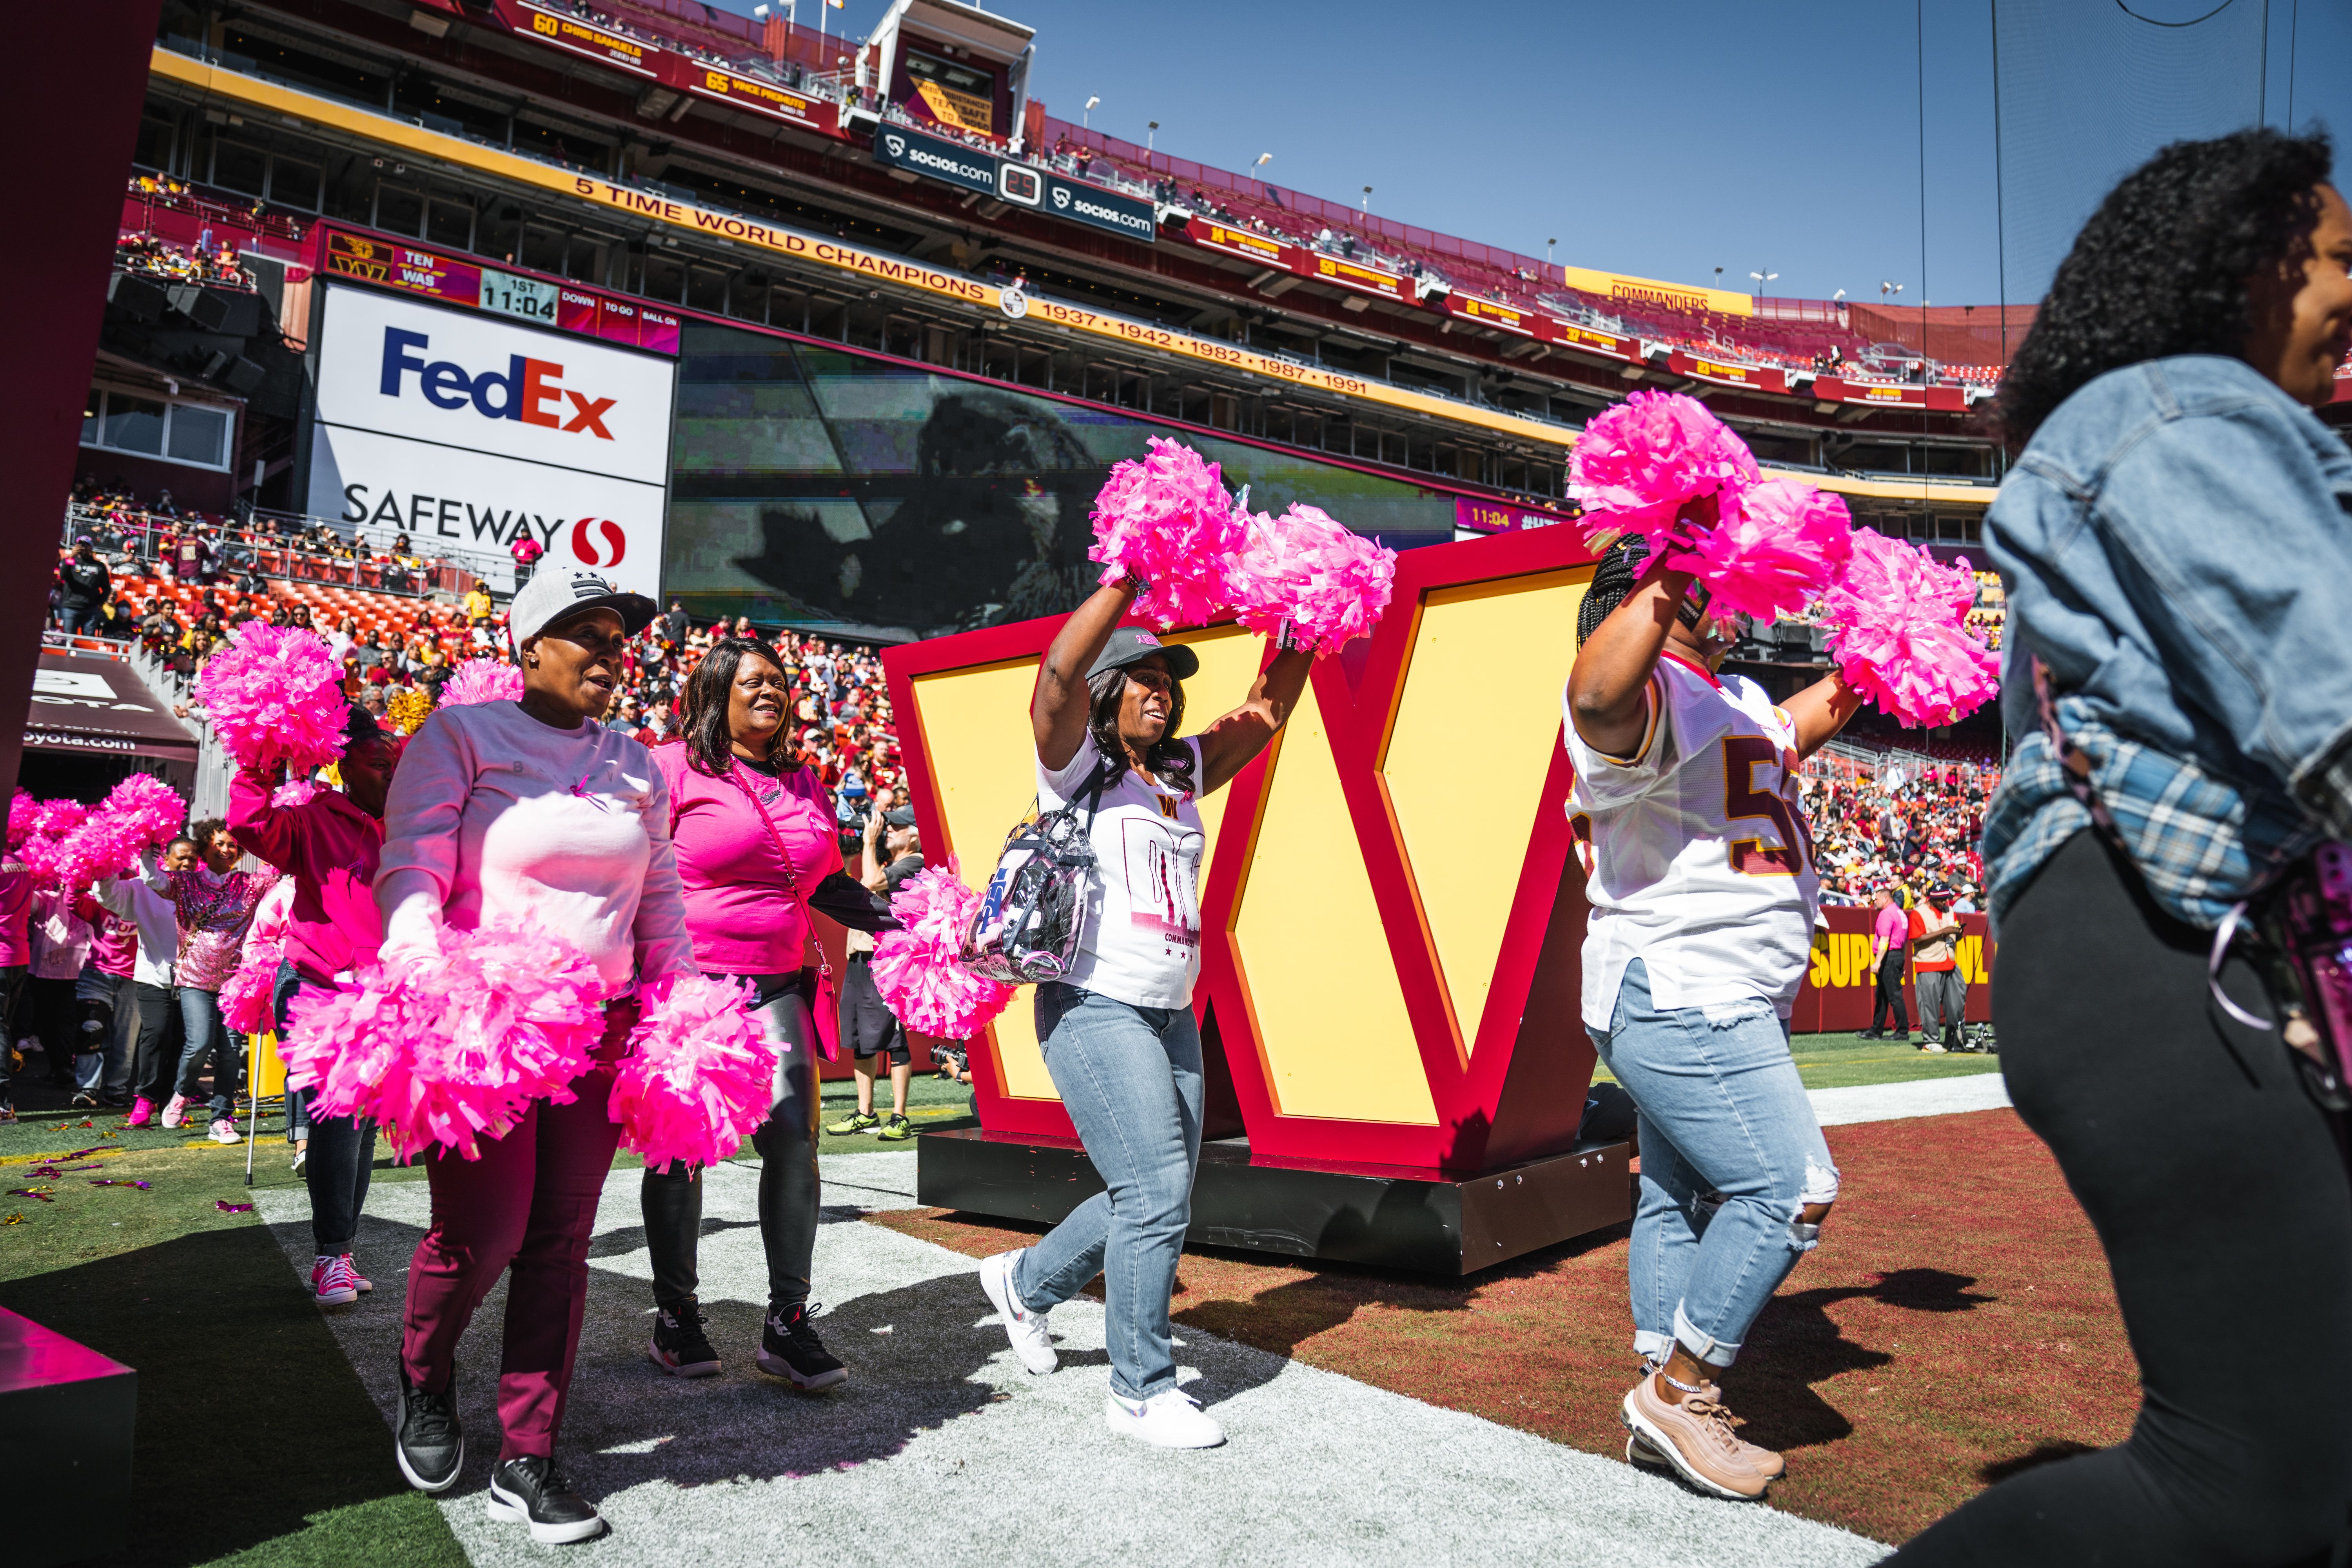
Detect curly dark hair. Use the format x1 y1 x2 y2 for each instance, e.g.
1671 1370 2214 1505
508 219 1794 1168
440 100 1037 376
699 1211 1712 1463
1085 666 1197 795
680 635 804 778
1997 127 2334 446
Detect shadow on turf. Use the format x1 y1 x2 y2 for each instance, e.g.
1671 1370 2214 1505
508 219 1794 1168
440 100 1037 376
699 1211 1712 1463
0 1221 458 1568
1737 1267 1998 1452
1979 1439 2101 1483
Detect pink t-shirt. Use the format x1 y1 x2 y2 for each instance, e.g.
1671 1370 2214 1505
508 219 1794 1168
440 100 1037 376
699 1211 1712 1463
1872 902 1910 957
653 745 840 975
0 863 29 968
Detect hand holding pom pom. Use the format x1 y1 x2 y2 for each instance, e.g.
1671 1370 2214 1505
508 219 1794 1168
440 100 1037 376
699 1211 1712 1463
1088 437 1250 630
1571 391 1760 551
1817 529 2000 728
1230 504 1397 656
194 622 347 773
1664 479 1854 623
873 858 1018 1041
610 973 778 1171
272 779 319 809
279 918 607 1161
439 658 523 708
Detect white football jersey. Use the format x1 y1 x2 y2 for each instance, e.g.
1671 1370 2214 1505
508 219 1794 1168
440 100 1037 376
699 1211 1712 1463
1564 652 1819 1030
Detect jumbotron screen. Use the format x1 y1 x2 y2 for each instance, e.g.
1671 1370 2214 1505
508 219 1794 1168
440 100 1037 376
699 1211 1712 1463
663 320 1460 638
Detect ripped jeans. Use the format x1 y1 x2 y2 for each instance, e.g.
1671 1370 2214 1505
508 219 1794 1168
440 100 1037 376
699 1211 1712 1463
1590 959 1838 1368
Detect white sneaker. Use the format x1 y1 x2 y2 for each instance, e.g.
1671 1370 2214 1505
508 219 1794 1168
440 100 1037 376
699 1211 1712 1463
161 1094 191 1129
978 1250 1057 1375
210 1119 243 1145
1105 1388 1225 1449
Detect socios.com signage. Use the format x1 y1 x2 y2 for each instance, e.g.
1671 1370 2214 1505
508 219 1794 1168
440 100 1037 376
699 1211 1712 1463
1043 174 1156 245
873 125 998 196
304 282 677 601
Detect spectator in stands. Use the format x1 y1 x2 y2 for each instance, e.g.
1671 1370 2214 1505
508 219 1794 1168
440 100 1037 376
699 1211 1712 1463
164 525 212 586
464 583 494 622
54 535 113 635
663 598 691 648
510 531 544 586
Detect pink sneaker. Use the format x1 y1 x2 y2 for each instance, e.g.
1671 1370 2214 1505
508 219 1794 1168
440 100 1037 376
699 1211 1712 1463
160 1094 191 1130
311 1254 361 1307
125 1096 157 1128
342 1254 374 1294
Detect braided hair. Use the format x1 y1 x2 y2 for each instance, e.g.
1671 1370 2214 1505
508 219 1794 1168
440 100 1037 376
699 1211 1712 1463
1575 534 1709 646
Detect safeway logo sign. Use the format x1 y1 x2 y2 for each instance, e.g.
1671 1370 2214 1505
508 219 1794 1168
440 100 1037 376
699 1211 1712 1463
379 328 617 439
569 517 627 568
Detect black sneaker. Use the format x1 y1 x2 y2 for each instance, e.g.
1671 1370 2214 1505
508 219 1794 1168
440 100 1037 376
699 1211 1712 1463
486 1455 603 1544
757 1300 848 1390
69 1089 100 1110
393 1359 464 1493
648 1298 721 1377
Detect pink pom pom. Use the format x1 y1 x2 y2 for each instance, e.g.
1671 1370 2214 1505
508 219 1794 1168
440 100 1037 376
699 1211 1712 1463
101 774 186 851
1571 391 1760 551
439 658 523 708
280 918 607 1161
1662 479 1855 622
219 934 285 1036
5 790 33 850
1818 529 2000 729
609 973 779 1170
872 858 1017 1040
1230 504 1397 656
272 779 319 809
53 812 152 891
1088 437 1249 630
194 622 348 773
26 799 89 841
16 833 62 889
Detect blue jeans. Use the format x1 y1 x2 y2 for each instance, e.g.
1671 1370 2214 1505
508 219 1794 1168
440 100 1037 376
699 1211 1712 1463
1590 958 1838 1368
174 986 238 1123
1014 982 1204 1401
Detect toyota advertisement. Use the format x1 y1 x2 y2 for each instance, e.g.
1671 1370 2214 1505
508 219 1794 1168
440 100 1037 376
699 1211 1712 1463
304 283 678 601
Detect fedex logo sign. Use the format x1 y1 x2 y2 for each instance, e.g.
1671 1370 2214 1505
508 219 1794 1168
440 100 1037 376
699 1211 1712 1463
378 328 617 439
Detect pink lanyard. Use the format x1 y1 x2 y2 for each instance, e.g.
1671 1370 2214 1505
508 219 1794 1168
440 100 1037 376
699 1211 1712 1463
727 760 841 1058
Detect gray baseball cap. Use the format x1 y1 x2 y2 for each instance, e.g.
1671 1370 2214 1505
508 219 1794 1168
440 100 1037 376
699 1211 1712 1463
1086 626 1199 681
507 567 656 651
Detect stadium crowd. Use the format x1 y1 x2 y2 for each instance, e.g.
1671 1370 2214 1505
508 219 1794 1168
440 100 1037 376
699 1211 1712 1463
1800 759 1994 910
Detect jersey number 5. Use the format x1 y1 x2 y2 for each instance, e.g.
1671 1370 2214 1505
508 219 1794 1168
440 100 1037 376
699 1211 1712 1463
1723 735 1808 877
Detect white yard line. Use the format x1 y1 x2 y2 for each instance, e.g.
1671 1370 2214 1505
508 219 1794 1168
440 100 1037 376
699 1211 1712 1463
1809 1072 2013 1127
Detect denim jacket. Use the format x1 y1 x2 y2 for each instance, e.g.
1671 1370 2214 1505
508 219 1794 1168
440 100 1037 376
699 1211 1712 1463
1980 355 2352 928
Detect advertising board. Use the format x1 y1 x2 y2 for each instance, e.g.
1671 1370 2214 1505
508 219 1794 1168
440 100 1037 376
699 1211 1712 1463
305 283 676 600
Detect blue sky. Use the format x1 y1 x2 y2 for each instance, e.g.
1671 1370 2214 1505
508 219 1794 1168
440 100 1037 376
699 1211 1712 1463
722 0 2349 308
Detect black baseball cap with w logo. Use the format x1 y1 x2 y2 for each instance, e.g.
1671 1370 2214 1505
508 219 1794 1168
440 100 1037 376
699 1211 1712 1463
508 566 657 650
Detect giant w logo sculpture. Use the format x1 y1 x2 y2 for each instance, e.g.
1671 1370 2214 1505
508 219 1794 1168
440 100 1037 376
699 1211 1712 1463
883 526 1625 1270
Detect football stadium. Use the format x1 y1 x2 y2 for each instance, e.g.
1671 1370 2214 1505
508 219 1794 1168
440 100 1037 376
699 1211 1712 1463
4 0 2351 1563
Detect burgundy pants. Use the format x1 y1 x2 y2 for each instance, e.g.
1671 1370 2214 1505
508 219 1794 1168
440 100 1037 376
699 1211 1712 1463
399 1060 622 1462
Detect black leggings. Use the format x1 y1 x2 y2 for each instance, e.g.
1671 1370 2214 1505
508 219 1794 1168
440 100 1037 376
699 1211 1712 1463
639 971 822 1311
1891 831 2352 1566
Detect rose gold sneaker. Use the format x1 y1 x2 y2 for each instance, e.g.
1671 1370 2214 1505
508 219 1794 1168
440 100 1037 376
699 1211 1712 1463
1621 1372 1769 1500
1629 1408 1785 1481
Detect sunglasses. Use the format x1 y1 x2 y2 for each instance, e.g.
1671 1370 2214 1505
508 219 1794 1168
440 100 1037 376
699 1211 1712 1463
1123 666 1174 695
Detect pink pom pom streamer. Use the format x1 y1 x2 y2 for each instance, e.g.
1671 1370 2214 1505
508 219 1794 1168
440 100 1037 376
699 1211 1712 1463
1230 504 1397 656
872 858 1016 1040
1570 391 1760 551
219 931 285 1036
1818 529 2000 729
16 832 62 889
272 779 319 809
52 812 153 891
5 790 33 850
101 774 186 851
439 658 523 708
279 918 606 1161
26 799 88 841
609 973 779 1171
1087 437 1248 630
194 622 347 773
1662 479 1855 622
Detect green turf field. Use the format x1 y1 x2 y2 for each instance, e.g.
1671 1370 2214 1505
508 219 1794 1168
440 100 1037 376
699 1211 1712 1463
1590 1030 2003 1091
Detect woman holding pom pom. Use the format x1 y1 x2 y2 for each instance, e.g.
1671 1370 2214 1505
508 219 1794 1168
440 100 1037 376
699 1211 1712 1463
978 575 1309 1451
1565 525 1864 1501
228 702 397 1309
372 567 695 1544
635 636 897 1392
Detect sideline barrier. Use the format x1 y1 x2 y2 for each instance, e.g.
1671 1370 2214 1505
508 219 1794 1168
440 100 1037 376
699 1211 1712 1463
1796 908 1994 1033
886 526 1636 1271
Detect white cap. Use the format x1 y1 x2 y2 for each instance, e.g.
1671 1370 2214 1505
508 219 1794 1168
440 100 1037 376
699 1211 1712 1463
507 567 657 652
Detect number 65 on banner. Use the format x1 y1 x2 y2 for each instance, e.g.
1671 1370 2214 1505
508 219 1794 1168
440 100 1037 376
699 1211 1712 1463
884 527 1610 1176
